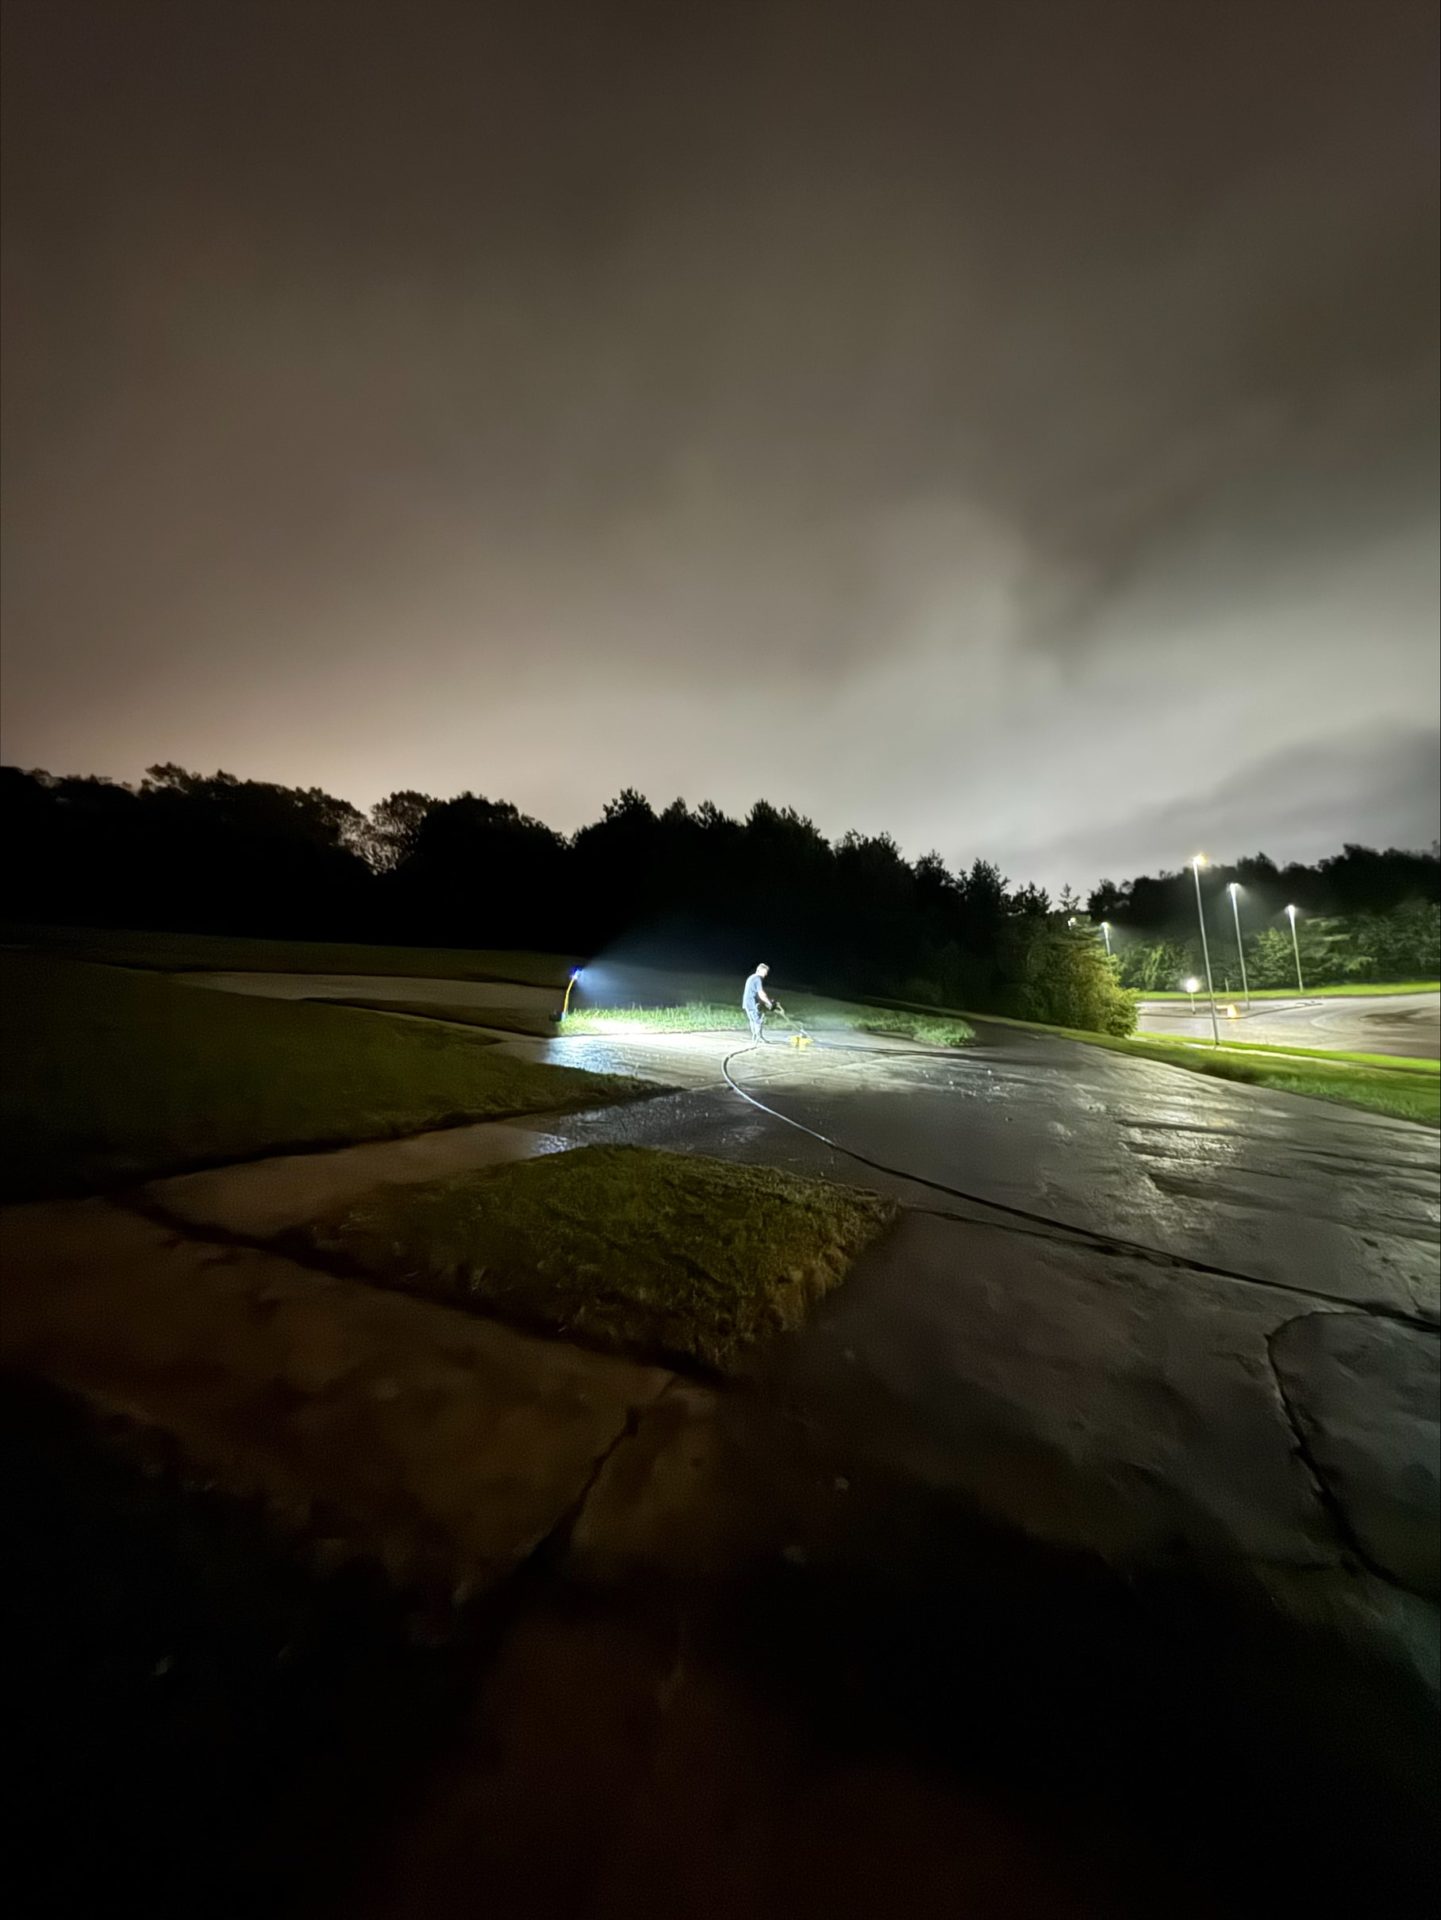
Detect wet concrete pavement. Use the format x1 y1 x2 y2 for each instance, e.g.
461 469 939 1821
748 1026 1440 1320
125 981 1441 1585
7 990 1439 1914
1137 990 1441 1058
174 972 1441 1320
475 1025 1439 1605
523 1022 1440 1325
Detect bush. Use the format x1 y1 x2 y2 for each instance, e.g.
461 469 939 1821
1117 939 1189 992
1350 902 1440 980
1116 902 1438 992
1026 928 1136 1035
995 981 1044 1022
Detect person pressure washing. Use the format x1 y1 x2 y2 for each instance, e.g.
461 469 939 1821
742 962 775 1045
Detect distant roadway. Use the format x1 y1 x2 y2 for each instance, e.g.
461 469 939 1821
1135 991 1440 1060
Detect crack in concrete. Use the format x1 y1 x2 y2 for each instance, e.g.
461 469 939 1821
505 1377 680 1589
1262 1310 1420 1598
24 1238 677 1625
721 1054 1440 1335
906 1199 1437 1330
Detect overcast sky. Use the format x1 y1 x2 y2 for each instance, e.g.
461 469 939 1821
2 0 1437 892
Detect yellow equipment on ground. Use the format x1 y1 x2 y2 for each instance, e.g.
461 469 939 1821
769 1004 814 1049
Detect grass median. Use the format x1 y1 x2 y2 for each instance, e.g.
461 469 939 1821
1127 1044 1438 1126
296 1144 897 1371
1142 981 1439 1001
967 1007 1439 1126
561 999 974 1048
0 953 654 1201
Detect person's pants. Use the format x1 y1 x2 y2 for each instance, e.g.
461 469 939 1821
746 1009 764 1044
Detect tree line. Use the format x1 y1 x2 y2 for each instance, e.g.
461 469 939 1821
4 763 1435 1023
1089 846 1441 990
1 764 1133 1030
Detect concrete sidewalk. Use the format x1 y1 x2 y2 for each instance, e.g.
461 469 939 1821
4 1171 1439 1917
0 1197 671 1596
8 1114 1438 1609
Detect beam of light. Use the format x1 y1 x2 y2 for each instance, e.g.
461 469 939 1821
560 965 586 1019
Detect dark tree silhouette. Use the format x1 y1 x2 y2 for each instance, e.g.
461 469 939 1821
9 761 1432 1024
1088 842 1440 989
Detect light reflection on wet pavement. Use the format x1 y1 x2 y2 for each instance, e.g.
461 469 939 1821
176 969 1440 1320
515 1024 1440 1321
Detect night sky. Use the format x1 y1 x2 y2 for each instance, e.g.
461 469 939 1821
2 0 1437 892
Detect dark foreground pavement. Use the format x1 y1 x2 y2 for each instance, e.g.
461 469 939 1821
5 1357 1436 1920
4 1014 1437 1918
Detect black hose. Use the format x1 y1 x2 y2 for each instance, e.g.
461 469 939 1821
721 1042 1438 1333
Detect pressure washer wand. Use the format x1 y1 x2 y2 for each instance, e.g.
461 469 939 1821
769 1003 814 1048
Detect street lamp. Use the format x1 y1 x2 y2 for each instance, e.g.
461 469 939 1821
1183 974 1201 1014
1285 905 1305 994
1190 855 1221 1046
1227 882 1250 1009
1068 914 1113 957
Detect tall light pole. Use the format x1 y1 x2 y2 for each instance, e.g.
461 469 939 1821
1227 883 1250 1009
1190 855 1220 1046
1286 905 1305 994
1068 914 1114 957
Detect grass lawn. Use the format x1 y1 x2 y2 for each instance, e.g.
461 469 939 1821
1150 1036 1439 1073
296 1145 896 1371
1227 1062 1439 1126
562 999 974 1048
1142 981 1439 1001
0 953 653 1201
966 1008 1440 1126
1 923 576 988
320 997 558 1037
563 1001 749 1035
1120 1043 1438 1126
851 1006 976 1048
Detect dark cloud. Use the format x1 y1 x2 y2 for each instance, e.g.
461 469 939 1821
2 0 1436 890
1002 726 1441 895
